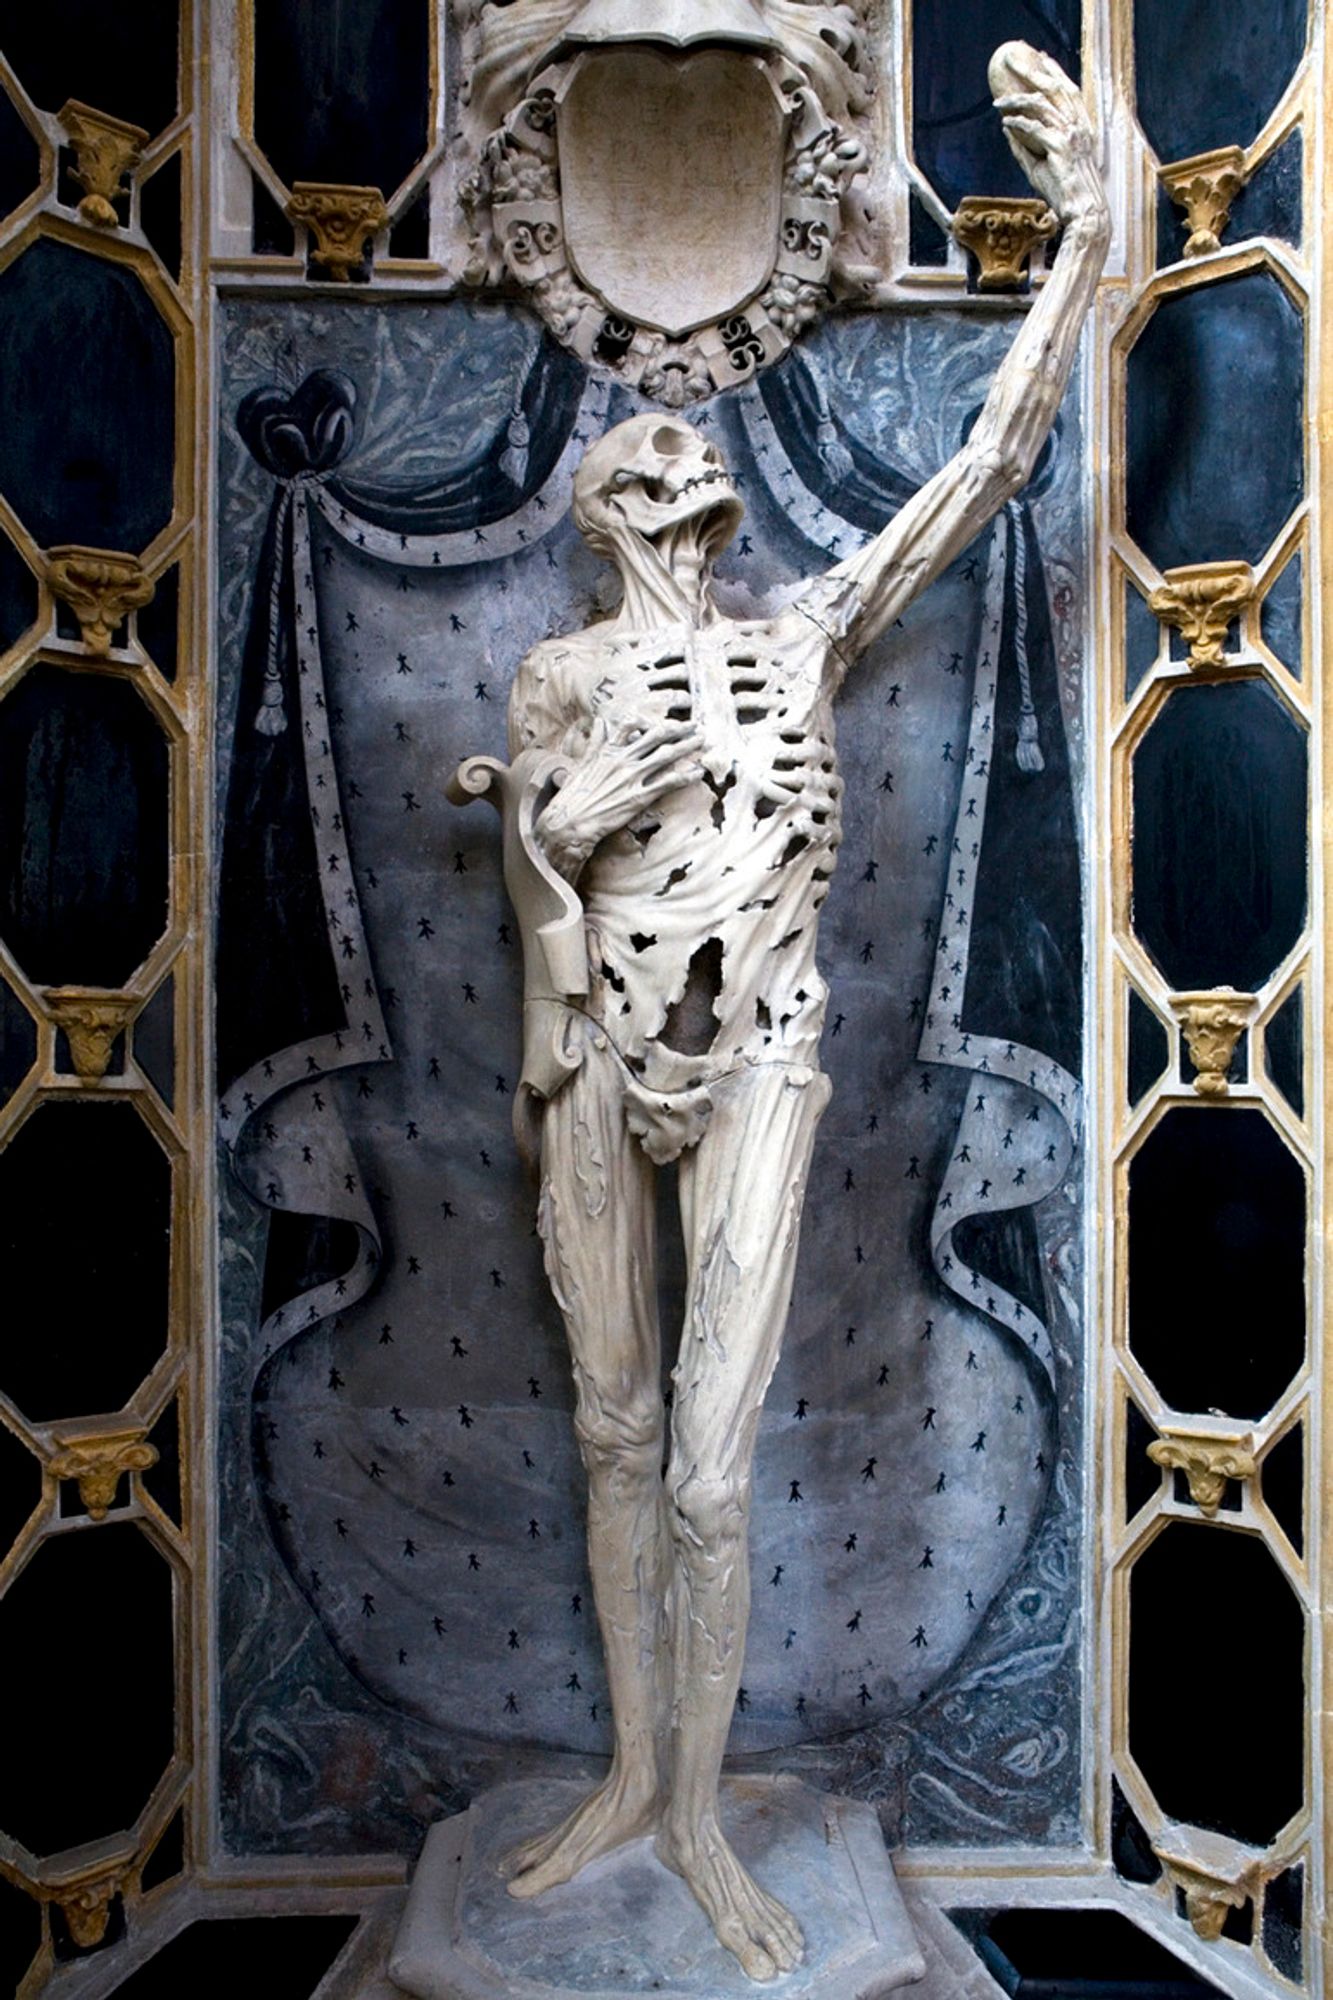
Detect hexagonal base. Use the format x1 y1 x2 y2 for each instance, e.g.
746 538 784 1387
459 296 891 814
389 1774 926 2000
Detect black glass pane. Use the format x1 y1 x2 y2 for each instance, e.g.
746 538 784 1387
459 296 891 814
1132 680 1307 992
1263 1865 1304 1983
1134 0 1307 162
0 1521 173 1854
953 1908 1226 1998
1231 130 1303 249
1126 1399 1162 1518
1264 984 1304 1117
0 237 175 553
1125 580 1159 697
109 1917 358 2000
1128 1108 1304 1420
138 562 179 681
909 193 950 267
251 172 296 256
1126 272 1304 573
0 83 39 223
140 150 182 284
388 185 429 259
0 665 170 986
1111 1777 1163 1885
912 0 1081 212
0 1102 170 1422
1260 549 1302 677
134 972 175 1106
0 1414 39 1553
0 1871 41 1994
0 526 37 654
0 978 35 1108
1127 990 1167 1108
253 0 430 196
142 1394 180 1527
0 1 178 132
140 1807 185 1893
1131 1523 1303 1844
1263 1422 1303 1555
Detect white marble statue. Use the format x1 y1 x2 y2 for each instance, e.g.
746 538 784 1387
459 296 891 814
451 44 1107 1984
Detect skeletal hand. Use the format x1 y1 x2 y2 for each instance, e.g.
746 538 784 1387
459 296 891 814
989 41 1106 229
537 718 705 873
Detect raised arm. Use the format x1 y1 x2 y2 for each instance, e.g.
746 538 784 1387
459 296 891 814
825 42 1109 661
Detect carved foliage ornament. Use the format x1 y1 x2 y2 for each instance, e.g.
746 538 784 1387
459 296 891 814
49 1431 159 1520
1147 1425 1256 1514
58 100 148 228
46 546 155 656
1169 988 1255 1097
952 196 1057 290
1148 559 1255 669
1160 145 1248 260
43 989 137 1080
286 182 391 280
454 0 876 402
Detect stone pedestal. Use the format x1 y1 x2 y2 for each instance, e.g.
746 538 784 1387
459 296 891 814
389 1774 926 1999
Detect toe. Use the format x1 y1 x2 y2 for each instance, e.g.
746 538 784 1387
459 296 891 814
720 1921 777 1982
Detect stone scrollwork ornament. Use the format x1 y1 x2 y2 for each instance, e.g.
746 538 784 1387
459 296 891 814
453 0 877 401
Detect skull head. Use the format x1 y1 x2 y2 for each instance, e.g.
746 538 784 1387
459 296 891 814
571 414 742 564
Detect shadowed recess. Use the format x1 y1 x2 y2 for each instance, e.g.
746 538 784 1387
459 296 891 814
1132 679 1307 993
0 1522 174 1855
0 1871 42 1993
952 1906 1224 1997
1260 547 1302 678
0 978 36 1108
0 84 39 223
0 665 170 987
140 151 183 285
138 562 180 681
0 0 178 132
139 1808 185 1893
1134 0 1308 163
1229 129 1303 250
1124 1399 1161 1519
1264 982 1304 1117
254 0 430 197
108 1916 358 1998
1262 1422 1303 1555
1126 990 1167 1108
143 1394 181 1527
1111 1777 1163 1886
1124 579 1159 697
0 526 38 654
1128 1106 1304 1421
1126 271 1303 573
911 0 1081 213
0 237 175 553
1130 1522 1303 1845
0 1101 171 1423
1263 1865 1304 1984
134 973 176 1106
0 1416 39 1557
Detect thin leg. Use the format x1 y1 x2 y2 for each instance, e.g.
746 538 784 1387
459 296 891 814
655 1065 829 1980
505 1045 671 1897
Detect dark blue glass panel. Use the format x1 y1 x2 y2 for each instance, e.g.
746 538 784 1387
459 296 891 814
1261 549 1302 677
0 1414 38 1553
0 2 178 133
108 1917 357 1999
1125 580 1160 697
251 172 296 256
1131 1524 1303 1844
1125 1398 1161 1517
1126 271 1304 572
139 1809 185 1893
0 1102 171 1422
0 83 38 222
912 0 1081 211
953 1909 1225 1998
134 972 175 1106
389 185 430 259
0 979 35 1109
140 150 182 284
1132 680 1306 992
0 238 175 553
1265 983 1304 1116
1263 1866 1304 1983
254 0 430 197
0 527 37 653
1111 1778 1163 1886
0 1522 174 1854
138 561 179 680
0 665 169 986
1134 0 1307 162
1231 130 1303 248
909 193 950 266
1263 1422 1303 1554
1129 1106 1304 1420
1126 989 1167 1106
142 1394 181 1526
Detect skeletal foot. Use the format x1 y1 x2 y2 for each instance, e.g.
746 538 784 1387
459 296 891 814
656 1815 804 1982
504 1769 659 1898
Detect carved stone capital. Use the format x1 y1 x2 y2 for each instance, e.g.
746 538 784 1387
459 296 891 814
952 196 1057 290
43 989 137 1080
1148 1423 1256 1514
1161 146 1248 259
1156 1832 1263 1942
35 1837 137 1948
58 100 148 227
1170 988 1256 1097
50 1429 158 1520
285 182 389 280
45 546 155 656
1148 560 1255 669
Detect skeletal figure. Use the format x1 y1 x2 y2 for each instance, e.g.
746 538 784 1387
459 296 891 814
450 44 1106 1983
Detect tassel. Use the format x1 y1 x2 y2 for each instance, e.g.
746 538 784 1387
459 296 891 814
499 396 530 488
1009 502 1044 774
1016 708 1044 773
253 485 293 736
255 679 287 737
809 368 854 484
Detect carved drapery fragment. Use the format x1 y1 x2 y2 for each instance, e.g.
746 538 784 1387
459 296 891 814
1170 989 1255 1097
952 195 1057 289
58 100 148 227
1148 560 1255 668
1160 145 1248 259
285 182 390 280
49 1430 158 1520
1147 1423 1256 1514
46 546 154 656
43 990 137 1080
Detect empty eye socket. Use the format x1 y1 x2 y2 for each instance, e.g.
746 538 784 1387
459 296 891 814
651 424 691 457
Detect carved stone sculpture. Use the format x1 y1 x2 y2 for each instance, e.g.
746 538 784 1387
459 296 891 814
449 43 1107 1984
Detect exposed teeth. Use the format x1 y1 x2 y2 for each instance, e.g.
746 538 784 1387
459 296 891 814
676 470 729 496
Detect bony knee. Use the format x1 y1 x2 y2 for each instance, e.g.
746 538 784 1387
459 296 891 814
574 1396 662 1477
666 1468 747 1552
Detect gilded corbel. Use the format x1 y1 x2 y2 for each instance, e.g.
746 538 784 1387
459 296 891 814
49 1429 158 1520
1147 1422 1256 1515
33 1836 138 1948
1160 146 1248 259
1148 560 1255 669
58 100 148 227
1169 989 1255 1098
285 182 389 281
43 990 137 1081
45 547 154 657
952 196 1057 290
1156 1833 1262 1943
